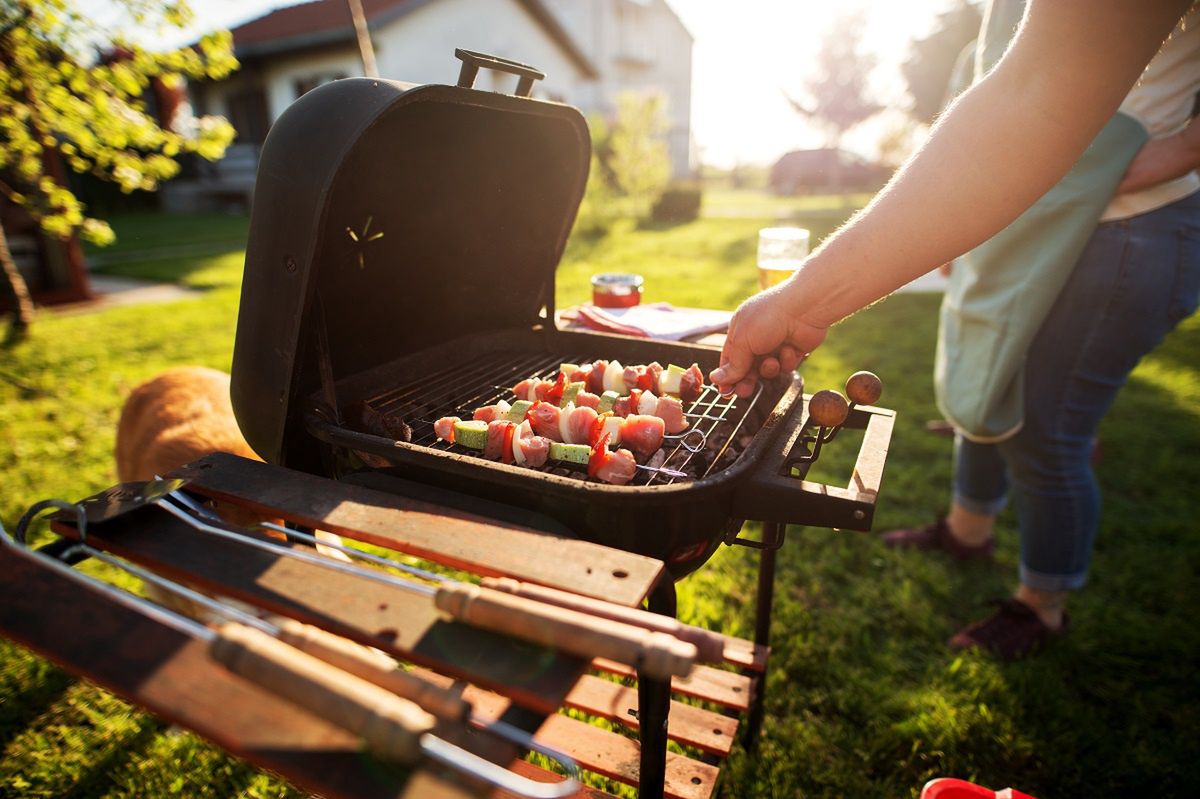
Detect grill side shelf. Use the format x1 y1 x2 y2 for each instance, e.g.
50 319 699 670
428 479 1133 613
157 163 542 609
729 396 895 531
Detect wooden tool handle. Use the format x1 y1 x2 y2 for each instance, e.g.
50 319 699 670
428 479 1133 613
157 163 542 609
481 577 726 663
209 623 436 762
808 389 849 428
845 371 883 405
435 583 697 680
272 618 471 722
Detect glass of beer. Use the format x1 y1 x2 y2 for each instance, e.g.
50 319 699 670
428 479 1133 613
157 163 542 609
757 227 810 290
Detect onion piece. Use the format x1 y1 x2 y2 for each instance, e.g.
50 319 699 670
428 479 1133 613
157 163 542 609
604 360 626 394
511 421 526 465
512 420 533 465
601 415 623 446
559 401 576 444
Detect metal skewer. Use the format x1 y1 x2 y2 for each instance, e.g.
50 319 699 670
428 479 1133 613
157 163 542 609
2 501 580 799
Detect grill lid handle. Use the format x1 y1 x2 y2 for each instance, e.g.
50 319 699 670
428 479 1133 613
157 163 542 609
455 49 546 97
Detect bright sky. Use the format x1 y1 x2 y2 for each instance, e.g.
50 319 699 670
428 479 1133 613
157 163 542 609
669 0 951 167
89 0 955 168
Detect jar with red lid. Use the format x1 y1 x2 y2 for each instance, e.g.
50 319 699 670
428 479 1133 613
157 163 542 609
591 273 644 308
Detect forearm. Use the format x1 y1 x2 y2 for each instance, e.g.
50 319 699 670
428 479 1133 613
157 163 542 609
783 0 1192 329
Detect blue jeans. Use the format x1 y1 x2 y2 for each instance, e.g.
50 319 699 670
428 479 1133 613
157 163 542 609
953 190 1200 592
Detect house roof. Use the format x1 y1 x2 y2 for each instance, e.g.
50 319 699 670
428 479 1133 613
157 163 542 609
231 0 598 79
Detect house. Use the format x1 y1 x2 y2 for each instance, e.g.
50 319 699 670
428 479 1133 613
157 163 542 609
172 0 692 211
541 0 693 177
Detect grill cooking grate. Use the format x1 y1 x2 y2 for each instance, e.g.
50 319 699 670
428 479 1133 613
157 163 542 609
361 350 760 486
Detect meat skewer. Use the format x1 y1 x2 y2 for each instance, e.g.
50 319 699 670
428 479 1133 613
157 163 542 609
490 383 730 423
435 415 686 484
474 390 698 440
513 360 707 405
443 399 702 454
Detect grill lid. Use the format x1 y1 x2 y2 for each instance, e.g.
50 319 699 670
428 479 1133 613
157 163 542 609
232 57 590 464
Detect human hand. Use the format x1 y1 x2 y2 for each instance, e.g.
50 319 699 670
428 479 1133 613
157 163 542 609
1117 129 1200 194
709 282 828 397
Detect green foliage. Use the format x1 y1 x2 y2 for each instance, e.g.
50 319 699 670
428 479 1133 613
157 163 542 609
572 92 672 238
572 115 622 240
607 92 670 213
650 183 703 225
0 0 236 245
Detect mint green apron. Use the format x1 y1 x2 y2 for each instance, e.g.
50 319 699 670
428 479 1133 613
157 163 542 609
934 114 1148 441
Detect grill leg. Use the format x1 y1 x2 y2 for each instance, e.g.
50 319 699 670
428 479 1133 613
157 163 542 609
636 578 676 799
742 521 783 750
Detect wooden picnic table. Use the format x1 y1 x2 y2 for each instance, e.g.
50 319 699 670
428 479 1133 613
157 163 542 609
0 453 668 799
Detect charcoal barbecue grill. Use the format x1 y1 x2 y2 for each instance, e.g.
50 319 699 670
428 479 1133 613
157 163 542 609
230 51 894 581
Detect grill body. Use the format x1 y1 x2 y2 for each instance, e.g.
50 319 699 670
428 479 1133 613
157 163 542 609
231 65 890 582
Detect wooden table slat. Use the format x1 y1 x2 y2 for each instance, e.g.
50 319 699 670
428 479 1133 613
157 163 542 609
591 659 752 712
466 691 719 799
564 675 738 757
171 454 662 607
721 637 769 672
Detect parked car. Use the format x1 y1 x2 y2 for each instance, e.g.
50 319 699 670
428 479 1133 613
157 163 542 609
769 148 892 195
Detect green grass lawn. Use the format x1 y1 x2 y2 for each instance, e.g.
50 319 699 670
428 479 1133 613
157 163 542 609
2 205 1198 797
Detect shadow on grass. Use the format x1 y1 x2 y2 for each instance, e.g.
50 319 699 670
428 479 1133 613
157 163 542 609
92 244 247 291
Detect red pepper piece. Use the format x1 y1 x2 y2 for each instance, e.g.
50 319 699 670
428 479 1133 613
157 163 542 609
501 421 516 464
629 388 642 414
589 412 611 446
545 371 567 406
636 368 655 391
588 432 611 477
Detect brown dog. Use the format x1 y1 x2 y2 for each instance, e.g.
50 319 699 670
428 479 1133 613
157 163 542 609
116 366 348 556
116 366 257 484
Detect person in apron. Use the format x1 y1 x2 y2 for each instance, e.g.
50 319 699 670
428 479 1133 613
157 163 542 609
883 1 1200 659
710 0 1200 659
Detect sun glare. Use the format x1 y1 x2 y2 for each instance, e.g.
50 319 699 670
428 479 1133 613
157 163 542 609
670 0 952 167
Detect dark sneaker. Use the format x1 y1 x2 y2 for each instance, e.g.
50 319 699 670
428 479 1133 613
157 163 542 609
882 518 994 560
948 598 1068 661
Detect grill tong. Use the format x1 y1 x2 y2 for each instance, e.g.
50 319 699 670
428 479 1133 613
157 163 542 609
3 499 580 798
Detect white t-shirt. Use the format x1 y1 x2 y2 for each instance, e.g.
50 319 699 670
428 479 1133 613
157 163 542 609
1102 8 1200 221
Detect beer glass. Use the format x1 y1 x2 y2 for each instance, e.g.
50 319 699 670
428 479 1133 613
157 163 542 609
757 227 810 290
